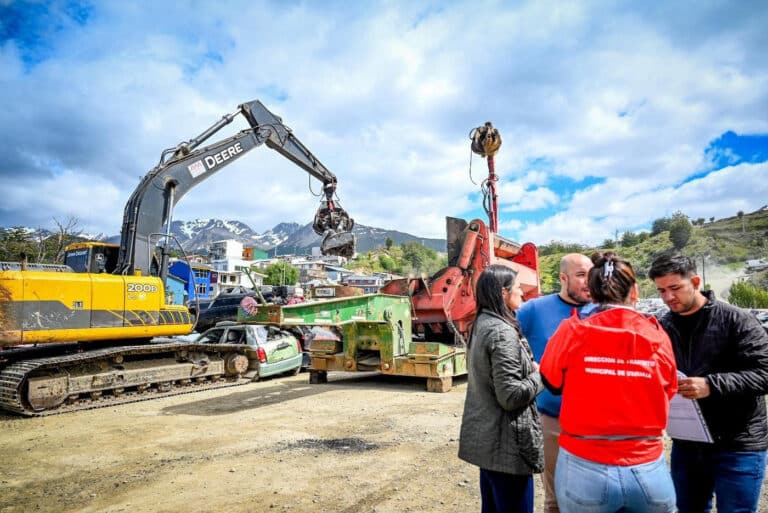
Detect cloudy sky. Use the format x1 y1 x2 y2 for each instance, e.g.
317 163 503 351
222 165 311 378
1 1 766 246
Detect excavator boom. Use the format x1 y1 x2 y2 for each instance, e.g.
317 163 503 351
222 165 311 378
118 100 355 278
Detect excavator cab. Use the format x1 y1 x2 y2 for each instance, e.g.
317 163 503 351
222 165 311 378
64 242 120 274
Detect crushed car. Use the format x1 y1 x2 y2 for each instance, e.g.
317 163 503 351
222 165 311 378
194 321 303 380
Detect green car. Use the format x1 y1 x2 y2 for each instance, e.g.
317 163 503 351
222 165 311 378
195 321 303 380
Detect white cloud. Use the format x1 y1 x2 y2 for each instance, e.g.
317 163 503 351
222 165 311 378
518 162 768 245
0 0 766 249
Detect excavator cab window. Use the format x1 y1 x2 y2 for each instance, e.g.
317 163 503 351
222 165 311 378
64 248 90 273
63 244 120 274
97 247 119 273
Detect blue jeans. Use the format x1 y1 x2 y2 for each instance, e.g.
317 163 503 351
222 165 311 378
555 448 675 513
671 441 768 513
479 468 533 513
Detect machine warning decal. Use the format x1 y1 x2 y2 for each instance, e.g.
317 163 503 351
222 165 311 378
188 160 206 178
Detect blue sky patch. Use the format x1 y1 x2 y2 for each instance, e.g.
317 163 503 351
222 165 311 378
683 131 768 184
705 131 768 169
0 1 93 69
257 84 289 103
463 172 606 234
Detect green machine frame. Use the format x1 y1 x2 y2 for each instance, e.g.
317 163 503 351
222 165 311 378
239 294 466 392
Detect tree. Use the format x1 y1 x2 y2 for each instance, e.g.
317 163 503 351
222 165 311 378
397 241 446 276
263 261 299 286
400 242 426 272
538 240 589 256
737 210 745 233
50 216 83 263
0 227 35 262
709 217 715 223
695 217 705 226
668 211 692 250
651 217 671 236
379 254 395 271
621 231 640 247
385 237 393 251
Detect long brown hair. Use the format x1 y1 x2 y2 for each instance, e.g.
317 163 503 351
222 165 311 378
588 251 636 304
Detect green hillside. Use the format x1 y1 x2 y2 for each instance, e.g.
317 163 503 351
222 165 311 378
537 207 768 299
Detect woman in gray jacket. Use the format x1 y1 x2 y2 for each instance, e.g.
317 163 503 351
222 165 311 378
459 265 545 513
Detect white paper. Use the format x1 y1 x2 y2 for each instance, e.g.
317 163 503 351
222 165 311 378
666 371 713 443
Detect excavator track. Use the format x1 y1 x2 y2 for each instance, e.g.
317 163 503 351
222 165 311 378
0 342 252 417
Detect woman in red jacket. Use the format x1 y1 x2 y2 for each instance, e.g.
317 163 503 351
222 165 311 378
540 252 678 513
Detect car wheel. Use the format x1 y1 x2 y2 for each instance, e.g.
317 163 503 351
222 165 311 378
251 373 260 382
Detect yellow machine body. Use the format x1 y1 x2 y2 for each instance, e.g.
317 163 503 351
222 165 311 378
0 270 193 346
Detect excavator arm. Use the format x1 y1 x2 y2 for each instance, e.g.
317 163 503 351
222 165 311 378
116 100 355 279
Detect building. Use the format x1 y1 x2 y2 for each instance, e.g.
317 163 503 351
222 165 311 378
180 254 208 264
345 274 385 294
209 240 252 273
243 246 269 261
165 274 188 305
211 269 266 296
206 239 272 293
307 249 348 266
325 265 354 283
168 260 218 302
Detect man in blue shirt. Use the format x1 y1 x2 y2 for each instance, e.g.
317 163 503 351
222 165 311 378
517 253 594 513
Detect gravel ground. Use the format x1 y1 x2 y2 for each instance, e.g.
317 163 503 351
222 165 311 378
0 372 766 512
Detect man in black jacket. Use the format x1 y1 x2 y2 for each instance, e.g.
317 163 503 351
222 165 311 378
650 255 768 513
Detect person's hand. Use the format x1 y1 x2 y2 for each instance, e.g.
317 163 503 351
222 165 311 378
678 377 710 399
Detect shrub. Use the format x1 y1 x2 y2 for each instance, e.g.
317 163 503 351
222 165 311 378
728 281 768 308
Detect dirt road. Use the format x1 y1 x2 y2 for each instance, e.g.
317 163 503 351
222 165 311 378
0 373 500 513
2 372 767 513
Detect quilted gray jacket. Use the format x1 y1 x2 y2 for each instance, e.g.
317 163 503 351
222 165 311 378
458 310 545 474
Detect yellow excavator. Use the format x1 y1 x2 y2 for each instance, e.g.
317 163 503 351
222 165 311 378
0 100 355 415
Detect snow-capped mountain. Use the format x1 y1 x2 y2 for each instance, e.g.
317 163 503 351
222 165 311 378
254 222 302 249
161 219 300 251
275 222 446 255
170 219 447 255
91 218 445 255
